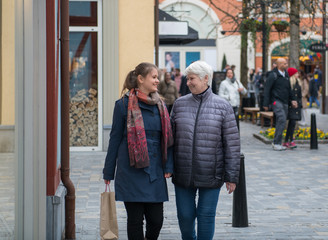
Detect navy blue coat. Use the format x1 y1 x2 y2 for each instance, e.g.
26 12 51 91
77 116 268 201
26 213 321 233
103 96 173 202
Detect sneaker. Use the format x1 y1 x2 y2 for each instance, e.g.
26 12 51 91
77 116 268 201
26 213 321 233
282 142 290 148
272 144 287 151
289 142 297 149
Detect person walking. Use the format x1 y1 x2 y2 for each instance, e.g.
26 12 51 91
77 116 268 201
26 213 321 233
174 68 182 93
171 61 240 240
103 62 174 240
309 73 320 108
158 72 179 113
218 68 247 122
283 68 302 149
247 68 255 97
254 67 262 107
263 58 297 151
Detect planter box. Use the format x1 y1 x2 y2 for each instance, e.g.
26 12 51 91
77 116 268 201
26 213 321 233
253 133 328 145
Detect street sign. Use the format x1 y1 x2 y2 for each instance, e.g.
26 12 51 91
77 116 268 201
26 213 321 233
309 43 328 52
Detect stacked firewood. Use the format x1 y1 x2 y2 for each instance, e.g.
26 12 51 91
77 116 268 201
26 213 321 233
69 88 98 146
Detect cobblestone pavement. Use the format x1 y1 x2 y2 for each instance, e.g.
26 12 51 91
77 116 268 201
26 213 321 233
71 121 328 240
0 153 15 239
1 120 328 240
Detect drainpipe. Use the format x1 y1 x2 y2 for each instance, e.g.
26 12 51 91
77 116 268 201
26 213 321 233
155 0 159 66
60 0 76 239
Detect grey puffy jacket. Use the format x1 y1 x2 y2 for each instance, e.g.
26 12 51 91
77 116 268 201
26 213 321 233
171 88 240 188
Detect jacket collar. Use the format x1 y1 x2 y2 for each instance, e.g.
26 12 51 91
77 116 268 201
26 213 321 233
192 86 212 102
274 67 289 78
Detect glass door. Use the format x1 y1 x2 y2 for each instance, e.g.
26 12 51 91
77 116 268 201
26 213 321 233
69 0 102 150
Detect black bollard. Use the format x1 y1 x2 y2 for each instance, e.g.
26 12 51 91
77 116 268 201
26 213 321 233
310 113 318 149
232 153 248 227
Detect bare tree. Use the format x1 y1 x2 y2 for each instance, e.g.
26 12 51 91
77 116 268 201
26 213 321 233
289 0 300 69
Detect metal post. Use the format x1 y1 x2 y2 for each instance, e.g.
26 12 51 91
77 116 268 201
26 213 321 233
322 0 327 114
232 153 248 227
310 113 318 149
261 1 267 75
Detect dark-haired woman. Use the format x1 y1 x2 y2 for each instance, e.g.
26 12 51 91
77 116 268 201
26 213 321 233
103 62 174 240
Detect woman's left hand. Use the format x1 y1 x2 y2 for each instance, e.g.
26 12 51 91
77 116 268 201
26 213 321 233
164 173 172 178
226 182 236 194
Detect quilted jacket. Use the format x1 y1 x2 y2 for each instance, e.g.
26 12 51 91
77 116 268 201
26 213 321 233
171 87 241 189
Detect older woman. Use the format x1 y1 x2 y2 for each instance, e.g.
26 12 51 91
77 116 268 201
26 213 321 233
171 61 240 240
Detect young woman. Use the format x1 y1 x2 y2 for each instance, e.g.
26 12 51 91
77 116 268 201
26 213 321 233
219 68 247 124
103 62 174 240
284 67 302 149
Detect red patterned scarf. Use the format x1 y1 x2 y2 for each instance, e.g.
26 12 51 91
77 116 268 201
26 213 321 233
127 88 173 168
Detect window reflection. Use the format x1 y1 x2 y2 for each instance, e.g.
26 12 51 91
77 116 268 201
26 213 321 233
69 32 98 147
69 2 97 26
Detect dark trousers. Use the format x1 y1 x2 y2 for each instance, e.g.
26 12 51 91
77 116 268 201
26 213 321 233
285 119 297 142
272 101 288 144
233 107 240 130
124 202 164 240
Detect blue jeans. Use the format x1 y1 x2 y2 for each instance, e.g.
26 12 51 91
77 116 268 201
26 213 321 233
309 96 320 108
175 185 221 240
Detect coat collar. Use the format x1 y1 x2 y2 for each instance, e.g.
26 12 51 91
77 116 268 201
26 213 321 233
192 86 212 102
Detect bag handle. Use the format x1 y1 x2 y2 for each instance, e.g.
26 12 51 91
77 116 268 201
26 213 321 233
105 183 110 192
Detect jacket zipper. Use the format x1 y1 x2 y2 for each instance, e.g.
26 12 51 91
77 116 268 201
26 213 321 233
190 95 203 187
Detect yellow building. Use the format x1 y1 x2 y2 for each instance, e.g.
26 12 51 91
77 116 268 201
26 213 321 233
0 0 15 152
0 0 155 152
1 0 156 239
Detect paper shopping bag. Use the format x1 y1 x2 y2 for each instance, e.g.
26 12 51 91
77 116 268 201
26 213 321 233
100 184 118 240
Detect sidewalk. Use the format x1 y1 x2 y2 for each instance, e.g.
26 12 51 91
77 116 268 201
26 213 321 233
301 108 328 132
1 120 327 239
72 120 328 240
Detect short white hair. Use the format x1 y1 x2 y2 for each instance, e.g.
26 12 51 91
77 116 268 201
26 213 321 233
184 61 213 87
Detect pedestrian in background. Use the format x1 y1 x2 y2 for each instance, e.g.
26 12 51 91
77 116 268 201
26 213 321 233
174 68 182 93
158 72 179 113
219 68 247 122
309 73 320 108
171 61 240 240
263 58 297 151
247 68 255 97
283 68 302 149
254 67 262 107
103 62 174 240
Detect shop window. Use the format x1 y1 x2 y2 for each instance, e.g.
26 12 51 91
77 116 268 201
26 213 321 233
69 1 97 26
69 0 102 149
186 52 200 68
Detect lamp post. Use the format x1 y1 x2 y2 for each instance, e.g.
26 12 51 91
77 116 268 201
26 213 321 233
261 0 268 75
322 0 327 114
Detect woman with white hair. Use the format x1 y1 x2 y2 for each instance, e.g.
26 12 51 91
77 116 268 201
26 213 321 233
171 61 241 240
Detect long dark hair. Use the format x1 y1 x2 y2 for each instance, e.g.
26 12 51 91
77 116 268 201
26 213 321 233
121 62 158 97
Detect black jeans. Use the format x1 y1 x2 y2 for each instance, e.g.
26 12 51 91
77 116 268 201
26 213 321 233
124 202 164 240
285 119 297 142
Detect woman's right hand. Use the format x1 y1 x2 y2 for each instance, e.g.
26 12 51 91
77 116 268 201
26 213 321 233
104 179 110 184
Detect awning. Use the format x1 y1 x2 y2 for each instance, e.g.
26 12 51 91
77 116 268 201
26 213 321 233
159 9 199 45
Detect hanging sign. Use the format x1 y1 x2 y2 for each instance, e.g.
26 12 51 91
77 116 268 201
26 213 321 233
308 43 327 52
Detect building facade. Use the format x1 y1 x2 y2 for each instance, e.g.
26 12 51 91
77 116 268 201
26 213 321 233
0 0 156 238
